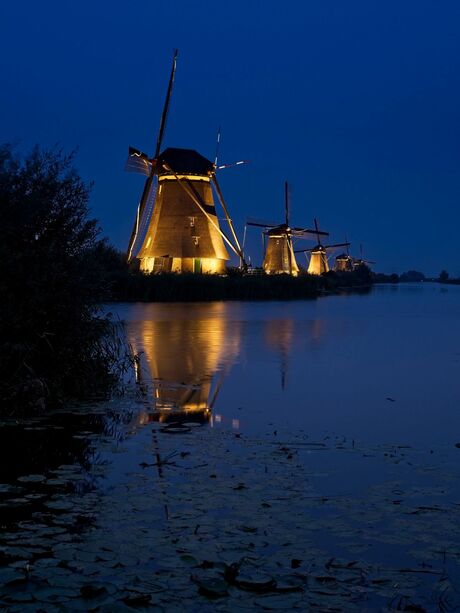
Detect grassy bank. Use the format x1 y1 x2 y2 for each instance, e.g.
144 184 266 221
103 266 375 302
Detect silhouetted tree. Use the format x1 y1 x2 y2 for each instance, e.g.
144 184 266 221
439 270 449 282
400 270 425 282
0 144 120 413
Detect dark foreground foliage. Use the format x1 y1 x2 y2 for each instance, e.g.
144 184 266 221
0 145 127 414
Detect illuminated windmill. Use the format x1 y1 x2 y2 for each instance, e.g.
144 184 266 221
334 237 354 272
296 219 349 275
245 182 327 276
126 51 245 274
352 244 375 270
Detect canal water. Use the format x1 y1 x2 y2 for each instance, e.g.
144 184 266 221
1 283 460 610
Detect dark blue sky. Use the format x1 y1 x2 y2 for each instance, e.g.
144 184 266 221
1 1 459 274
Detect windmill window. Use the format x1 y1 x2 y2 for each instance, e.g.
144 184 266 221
188 216 196 227
193 236 200 246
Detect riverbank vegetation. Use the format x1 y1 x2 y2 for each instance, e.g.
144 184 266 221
98 258 376 302
0 145 129 415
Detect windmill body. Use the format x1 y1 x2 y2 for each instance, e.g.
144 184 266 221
334 253 354 272
137 148 229 274
263 225 299 276
307 246 329 275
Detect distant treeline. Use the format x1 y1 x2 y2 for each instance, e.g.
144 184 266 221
435 270 460 285
376 269 460 284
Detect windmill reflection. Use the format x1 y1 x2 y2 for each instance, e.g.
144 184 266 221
130 303 240 424
263 317 330 389
264 319 295 390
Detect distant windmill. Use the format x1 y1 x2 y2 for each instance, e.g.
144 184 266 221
334 236 354 272
352 244 375 270
245 182 328 276
296 219 350 275
126 50 246 274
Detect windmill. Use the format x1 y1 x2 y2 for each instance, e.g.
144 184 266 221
334 236 354 272
352 244 375 270
245 182 328 276
295 219 350 275
126 51 245 274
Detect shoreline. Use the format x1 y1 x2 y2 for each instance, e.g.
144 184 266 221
104 269 378 303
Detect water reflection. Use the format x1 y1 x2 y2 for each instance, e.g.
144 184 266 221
264 319 294 390
129 303 241 424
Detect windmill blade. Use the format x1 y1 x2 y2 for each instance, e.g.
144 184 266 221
125 146 152 176
214 126 221 166
212 175 246 265
246 217 280 229
134 177 157 251
291 227 329 237
294 247 315 254
127 176 150 260
127 175 158 261
217 160 249 170
314 218 322 244
285 181 289 227
242 224 248 252
154 49 178 158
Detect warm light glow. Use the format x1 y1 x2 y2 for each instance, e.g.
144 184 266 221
159 174 210 182
263 234 299 276
136 172 231 273
307 250 329 275
127 304 241 424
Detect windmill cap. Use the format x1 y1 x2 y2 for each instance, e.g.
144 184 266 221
267 224 290 235
158 147 214 175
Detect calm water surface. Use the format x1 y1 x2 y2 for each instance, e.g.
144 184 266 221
2 282 460 610
118 282 460 447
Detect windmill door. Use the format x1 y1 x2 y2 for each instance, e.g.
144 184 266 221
194 258 202 274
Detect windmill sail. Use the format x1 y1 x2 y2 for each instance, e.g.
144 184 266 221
129 178 158 260
125 147 152 176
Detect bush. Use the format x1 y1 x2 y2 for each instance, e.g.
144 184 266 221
0 144 125 414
